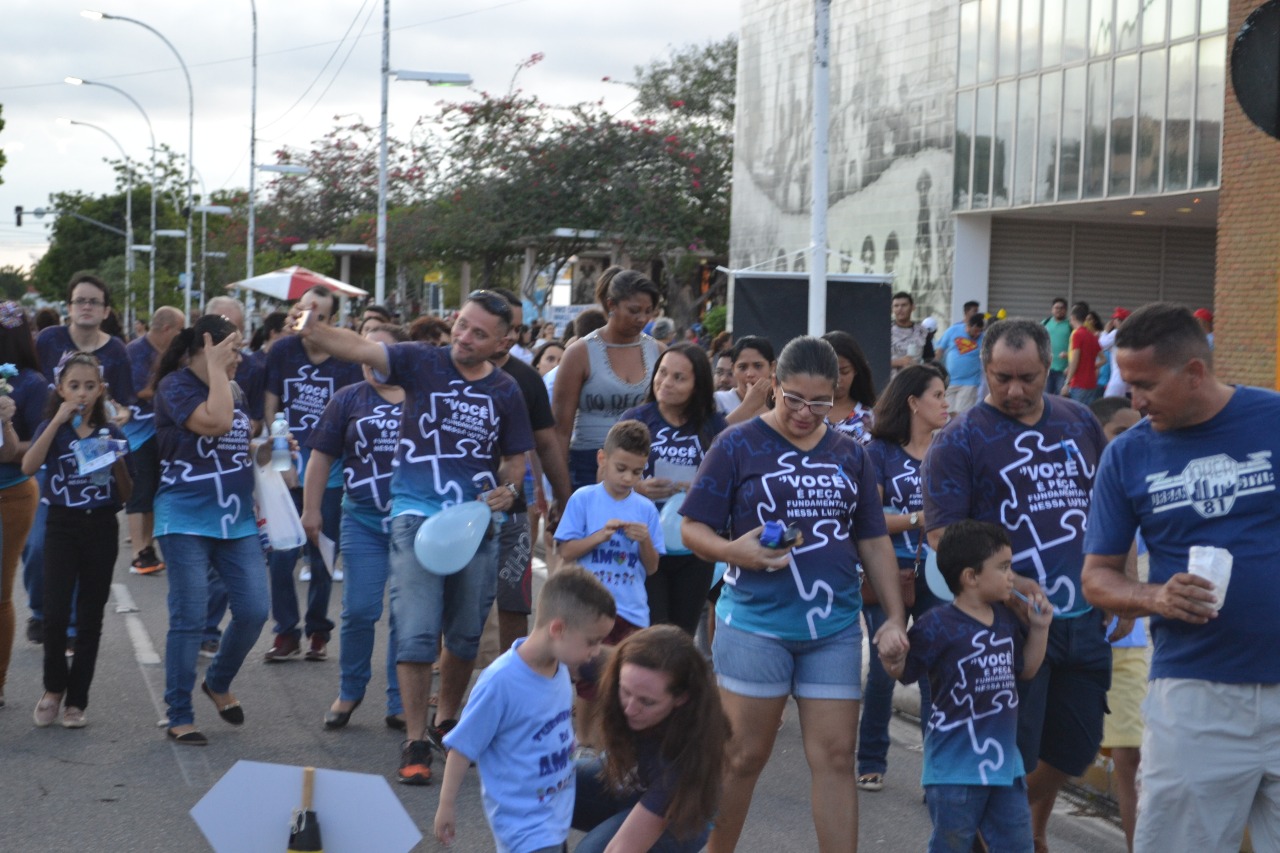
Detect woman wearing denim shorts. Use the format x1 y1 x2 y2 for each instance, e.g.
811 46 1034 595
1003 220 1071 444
681 336 911 852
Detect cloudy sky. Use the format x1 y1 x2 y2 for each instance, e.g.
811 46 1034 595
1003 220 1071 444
0 0 740 272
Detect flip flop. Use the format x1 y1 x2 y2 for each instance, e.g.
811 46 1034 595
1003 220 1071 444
857 773 885 792
201 680 245 725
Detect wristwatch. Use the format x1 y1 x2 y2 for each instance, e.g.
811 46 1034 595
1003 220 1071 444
504 482 519 499
909 512 920 528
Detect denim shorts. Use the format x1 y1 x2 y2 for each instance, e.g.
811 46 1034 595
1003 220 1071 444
926 777 1032 853
387 513 499 663
712 616 862 700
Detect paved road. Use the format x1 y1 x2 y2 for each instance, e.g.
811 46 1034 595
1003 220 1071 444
0 535 1126 852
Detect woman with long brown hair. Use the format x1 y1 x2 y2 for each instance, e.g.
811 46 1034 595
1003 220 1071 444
573 624 729 852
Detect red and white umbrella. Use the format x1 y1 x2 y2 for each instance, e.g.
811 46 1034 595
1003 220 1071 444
226 266 368 302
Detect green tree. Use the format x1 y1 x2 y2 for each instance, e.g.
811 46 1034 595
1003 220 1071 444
0 265 28 300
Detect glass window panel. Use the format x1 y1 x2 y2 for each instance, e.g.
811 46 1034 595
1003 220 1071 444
1000 0 1020 78
1136 48 1166 193
1143 0 1167 45
1116 0 1141 52
1037 70 1063 202
1165 41 1195 190
1092 0 1115 57
1111 54 1138 194
1064 0 1089 63
1043 0 1065 66
1061 66 1087 199
960 1 981 86
1021 0 1042 73
1194 35 1225 187
1014 77 1038 204
1201 0 1228 32
1169 0 1196 40
995 81 1015 205
979 0 999 82
975 86 995 208
955 91 975 208
1083 60 1111 198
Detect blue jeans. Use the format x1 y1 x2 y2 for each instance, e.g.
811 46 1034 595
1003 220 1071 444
267 486 341 641
387 514 498 662
1046 370 1066 396
203 566 228 644
926 778 1032 853
858 570 941 777
569 448 599 492
338 515 402 715
22 469 48 620
1068 386 1101 406
160 533 269 727
572 756 711 853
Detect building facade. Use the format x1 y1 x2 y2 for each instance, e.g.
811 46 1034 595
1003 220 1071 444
731 0 1248 375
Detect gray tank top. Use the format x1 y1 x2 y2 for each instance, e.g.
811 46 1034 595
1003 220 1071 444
571 329 660 450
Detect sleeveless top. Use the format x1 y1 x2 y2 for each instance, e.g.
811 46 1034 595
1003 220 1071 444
570 329 660 451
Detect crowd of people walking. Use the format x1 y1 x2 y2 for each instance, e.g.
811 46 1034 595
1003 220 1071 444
2 269 1273 853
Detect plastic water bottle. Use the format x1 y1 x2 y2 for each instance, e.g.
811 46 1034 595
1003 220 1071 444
270 413 292 471
90 429 113 486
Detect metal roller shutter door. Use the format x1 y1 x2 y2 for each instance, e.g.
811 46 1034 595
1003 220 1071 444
988 218 1215 321
987 219 1074 321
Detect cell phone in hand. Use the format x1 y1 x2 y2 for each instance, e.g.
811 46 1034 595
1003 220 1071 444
293 308 312 331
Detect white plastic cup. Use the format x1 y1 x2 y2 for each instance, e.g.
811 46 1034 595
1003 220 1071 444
1187 545 1232 612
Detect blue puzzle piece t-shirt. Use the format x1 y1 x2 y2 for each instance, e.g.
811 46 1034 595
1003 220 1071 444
866 439 925 561
33 419 129 509
123 335 159 449
681 417 888 641
380 342 534 518
265 334 362 488
901 603 1027 786
154 368 256 539
307 381 401 534
923 397 1105 617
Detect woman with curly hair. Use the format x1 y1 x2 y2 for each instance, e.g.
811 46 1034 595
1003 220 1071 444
573 625 729 852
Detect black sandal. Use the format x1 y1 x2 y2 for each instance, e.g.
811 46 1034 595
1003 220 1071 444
167 727 208 746
201 680 245 725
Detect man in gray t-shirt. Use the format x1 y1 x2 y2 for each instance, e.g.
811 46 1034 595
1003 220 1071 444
890 291 927 379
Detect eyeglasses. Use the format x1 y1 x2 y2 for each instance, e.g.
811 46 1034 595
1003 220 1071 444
466 290 513 323
70 298 105 308
779 391 834 416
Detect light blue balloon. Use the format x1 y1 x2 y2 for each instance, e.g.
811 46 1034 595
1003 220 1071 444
415 501 491 575
659 492 692 555
923 546 954 602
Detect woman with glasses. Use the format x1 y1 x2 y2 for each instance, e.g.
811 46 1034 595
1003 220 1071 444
553 267 662 490
856 364 949 794
622 343 727 635
680 335 910 853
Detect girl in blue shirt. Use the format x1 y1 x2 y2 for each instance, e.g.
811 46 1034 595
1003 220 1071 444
152 315 279 745
24 352 132 728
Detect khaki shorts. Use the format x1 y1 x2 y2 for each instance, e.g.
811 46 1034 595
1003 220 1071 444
1101 646 1148 749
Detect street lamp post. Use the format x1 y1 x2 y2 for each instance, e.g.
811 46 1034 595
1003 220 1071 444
64 76 159 319
193 204 232 310
61 118 134 330
375 0 471 306
83 10 195 321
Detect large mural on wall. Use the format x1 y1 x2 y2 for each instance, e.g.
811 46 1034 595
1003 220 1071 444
731 0 958 321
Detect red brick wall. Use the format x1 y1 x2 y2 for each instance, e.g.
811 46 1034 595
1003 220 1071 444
1217 1 1280 389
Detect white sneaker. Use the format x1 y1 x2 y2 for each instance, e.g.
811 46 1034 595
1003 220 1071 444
299 568 312 582
333 569 344 582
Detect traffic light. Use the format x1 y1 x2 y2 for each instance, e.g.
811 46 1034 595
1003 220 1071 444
13 206 21 227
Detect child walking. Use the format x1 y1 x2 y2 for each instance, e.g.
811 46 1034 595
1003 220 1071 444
434 566 617 852
23 352 131 728
555 419 665 645
881 520 1051 852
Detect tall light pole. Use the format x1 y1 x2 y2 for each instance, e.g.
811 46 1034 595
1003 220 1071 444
83 10 194 321
375 0 471 306
60 118 134 330
247 0 258 282
64 76 159 319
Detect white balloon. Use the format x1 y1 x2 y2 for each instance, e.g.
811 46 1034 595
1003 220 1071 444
414 501 492 575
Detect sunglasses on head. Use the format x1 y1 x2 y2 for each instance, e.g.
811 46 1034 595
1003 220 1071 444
466 290 513 323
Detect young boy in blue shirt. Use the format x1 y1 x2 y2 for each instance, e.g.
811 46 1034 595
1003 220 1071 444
434 566 617 853
881 520 1052 853
556 419 665 644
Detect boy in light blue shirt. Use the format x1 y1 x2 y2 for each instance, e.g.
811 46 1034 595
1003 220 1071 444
435 566 617 853
556 420 665 637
